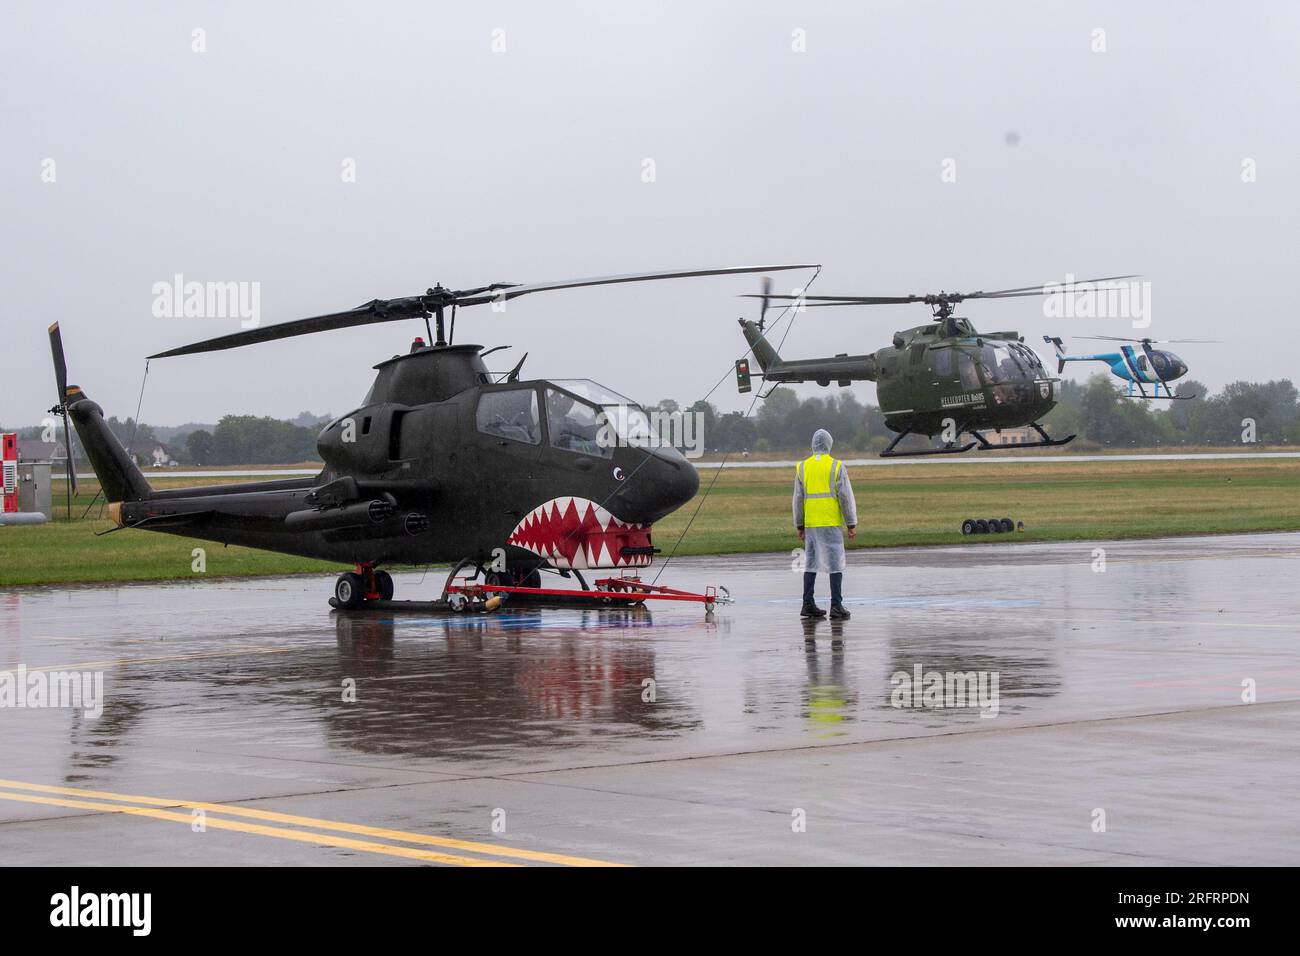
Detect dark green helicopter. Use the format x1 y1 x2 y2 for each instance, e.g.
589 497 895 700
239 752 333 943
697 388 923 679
733 275 1136 456
49 264 813 608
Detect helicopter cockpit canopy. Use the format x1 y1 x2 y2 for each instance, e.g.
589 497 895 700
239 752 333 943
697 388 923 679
978 341 1047 383
549 379 662 449
477 379 662 457
1148 350 1187 379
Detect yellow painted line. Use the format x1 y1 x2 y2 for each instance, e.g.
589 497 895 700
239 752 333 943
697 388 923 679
0 790 514 866
0 779 623 867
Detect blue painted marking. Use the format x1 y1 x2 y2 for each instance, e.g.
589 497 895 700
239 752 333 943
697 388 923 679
763 596 1041 608
375 611 695 632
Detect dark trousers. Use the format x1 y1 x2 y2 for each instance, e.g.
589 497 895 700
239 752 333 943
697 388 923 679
803 571 843 605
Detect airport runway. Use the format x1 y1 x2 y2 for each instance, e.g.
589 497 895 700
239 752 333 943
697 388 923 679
2 533 1298 866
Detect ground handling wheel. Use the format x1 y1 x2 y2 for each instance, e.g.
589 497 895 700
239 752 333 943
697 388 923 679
335 572 365 609
1000 517 1014 533
961 518 976 535
988 517 1003 533
975 519 990 534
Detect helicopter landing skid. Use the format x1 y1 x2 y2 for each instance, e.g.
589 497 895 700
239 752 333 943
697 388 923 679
880 422 1075 457
1129 383 1197 400
968 422 1076 451
879 427 978 457
1134 394 1196 400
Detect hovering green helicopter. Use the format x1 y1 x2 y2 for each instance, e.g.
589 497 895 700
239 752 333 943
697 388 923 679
734 275 1137 456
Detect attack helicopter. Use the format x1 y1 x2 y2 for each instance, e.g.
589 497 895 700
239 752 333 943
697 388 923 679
733 275 1136 456
1043 335 1212 399
50 264 815 610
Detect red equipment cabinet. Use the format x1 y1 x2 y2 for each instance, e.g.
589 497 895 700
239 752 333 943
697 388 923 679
2 433 17 513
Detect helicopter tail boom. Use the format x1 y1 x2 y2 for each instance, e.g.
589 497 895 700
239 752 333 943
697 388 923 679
738 319 877 386
64 388 153 503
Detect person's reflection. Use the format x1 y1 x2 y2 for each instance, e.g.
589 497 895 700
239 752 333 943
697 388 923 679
802 619 852 735
802 617 845 651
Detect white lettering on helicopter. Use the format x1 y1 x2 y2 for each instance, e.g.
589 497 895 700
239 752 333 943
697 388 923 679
940 392 984 408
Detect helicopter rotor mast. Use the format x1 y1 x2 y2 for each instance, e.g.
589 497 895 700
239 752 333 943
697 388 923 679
148 264 820 360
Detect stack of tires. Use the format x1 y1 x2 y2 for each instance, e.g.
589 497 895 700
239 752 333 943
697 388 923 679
961 517 1015 535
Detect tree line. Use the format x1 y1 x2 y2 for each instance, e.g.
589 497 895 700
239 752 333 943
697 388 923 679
10 379 1293 466
648 376 1300 453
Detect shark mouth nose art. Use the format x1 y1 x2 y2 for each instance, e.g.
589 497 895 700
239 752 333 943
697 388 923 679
506 496 653 569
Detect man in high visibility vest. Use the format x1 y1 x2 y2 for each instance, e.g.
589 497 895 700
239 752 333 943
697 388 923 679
793 428 857 619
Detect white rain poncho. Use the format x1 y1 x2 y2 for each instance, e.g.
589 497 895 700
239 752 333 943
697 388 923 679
792 428 858 574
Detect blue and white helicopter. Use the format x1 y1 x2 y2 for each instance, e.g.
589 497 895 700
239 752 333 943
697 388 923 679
1043 335 1214 400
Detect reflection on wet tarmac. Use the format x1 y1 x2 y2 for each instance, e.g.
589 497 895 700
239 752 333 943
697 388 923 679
2 534 1299 864
329 610 702 762
4 536 1298 775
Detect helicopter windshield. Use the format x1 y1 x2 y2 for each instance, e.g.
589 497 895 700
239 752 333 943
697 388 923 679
1009 342 1047 377
548 379 660 448
978 342 1044 384
545 387 611 457
549 379 636 406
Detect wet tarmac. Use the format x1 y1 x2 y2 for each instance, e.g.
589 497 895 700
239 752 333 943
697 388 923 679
2 533 1298 866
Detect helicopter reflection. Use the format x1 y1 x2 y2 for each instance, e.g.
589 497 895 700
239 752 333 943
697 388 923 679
328 608 704 759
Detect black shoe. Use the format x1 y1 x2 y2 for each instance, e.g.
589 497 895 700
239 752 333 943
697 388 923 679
800 602 827 619
829 603 851 620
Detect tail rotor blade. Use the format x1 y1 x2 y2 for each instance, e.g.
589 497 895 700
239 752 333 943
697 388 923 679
49 322 68 401
759 276 772 328
62 409 78 497
49 322 78 505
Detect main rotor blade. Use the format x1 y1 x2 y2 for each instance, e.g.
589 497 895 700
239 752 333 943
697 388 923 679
148 297 432 359
742 275 1143 307
1075 335 1219 344
49 322 68 399
149 264 820 358
971 275 1141 298
740 294 923 305
453 264 820 307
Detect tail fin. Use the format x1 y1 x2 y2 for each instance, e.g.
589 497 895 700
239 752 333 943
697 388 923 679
1043 336 1067 375
64 390 152 502
50 323 151 503
739 318 782 373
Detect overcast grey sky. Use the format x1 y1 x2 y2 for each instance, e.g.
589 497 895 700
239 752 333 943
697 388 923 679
2 1 1296 426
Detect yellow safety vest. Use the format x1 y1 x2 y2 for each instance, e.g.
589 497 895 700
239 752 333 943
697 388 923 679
798 454 844 528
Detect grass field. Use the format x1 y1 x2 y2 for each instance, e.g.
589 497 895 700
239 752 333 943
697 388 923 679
3 458 1299 586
